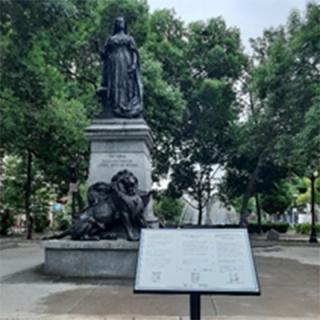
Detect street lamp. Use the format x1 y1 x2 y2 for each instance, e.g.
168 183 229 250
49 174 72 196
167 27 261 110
309 171 318 243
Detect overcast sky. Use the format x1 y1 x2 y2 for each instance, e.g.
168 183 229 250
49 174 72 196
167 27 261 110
148 0 310 52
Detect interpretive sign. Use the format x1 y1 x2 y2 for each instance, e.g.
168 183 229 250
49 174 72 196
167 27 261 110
134 228 260 295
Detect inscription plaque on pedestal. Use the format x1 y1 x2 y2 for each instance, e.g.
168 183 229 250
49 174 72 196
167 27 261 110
98 154 139 169
134 229 260 294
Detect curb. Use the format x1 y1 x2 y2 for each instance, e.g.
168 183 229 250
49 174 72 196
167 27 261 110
0 315 316 320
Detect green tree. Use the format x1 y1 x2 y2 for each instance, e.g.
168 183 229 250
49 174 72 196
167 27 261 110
167 17 247 224
223 2 320 225
153 195 184 225
0 0 99 237
260 181 293 215
0 154 55 234
0 156 25 214
0 0 184 237
147 9 187 86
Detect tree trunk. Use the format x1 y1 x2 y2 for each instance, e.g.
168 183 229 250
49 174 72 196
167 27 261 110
197 185 203 225
240 157 262 227
198 201 203 225
255 193 262 234
25 150 33 240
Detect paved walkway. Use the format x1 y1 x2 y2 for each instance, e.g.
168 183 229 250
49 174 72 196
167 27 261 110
0 316 314 320
0 241 319 320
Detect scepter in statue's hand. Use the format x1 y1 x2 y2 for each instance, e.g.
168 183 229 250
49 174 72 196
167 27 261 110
94 38 108 104
94 39 105 60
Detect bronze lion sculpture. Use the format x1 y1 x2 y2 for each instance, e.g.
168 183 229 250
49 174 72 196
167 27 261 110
45 170 151 241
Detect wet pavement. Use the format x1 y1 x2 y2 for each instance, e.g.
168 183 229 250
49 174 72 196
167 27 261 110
0 241 319 320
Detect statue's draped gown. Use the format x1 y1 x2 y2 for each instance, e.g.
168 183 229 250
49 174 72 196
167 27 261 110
102 33 143 118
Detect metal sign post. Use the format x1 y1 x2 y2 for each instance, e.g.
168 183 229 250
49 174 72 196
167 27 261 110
190 293 201 320
134 229 260 320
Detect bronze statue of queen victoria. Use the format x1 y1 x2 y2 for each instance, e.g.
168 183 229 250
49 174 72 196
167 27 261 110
97 17 143 118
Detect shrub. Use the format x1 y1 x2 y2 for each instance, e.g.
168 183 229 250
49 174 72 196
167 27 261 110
295 223 320 234
0 208 15 235
248 222 289 233
181 223 289 234
53 211 71 231
34 212 50 233
154 196 184 225
32 186 52 233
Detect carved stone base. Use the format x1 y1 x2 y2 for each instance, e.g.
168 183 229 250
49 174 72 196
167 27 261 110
85 118 158 226
43 240 138 278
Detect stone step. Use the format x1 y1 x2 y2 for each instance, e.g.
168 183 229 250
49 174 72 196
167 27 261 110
0 238 18 250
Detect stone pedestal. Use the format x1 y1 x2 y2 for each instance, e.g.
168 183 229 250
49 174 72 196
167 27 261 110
43 240 138 278
85 118 157 224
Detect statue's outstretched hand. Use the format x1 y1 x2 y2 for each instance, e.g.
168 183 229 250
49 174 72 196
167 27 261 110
94 40 106 60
